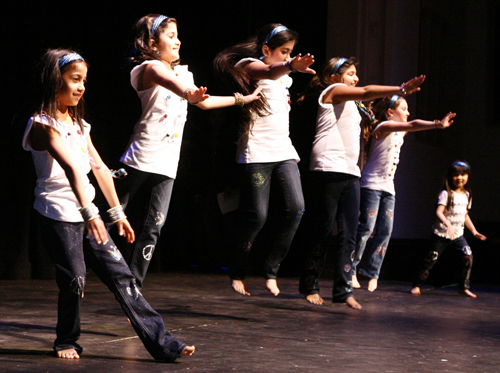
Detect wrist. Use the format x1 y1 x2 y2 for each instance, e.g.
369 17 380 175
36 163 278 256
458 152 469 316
107 205 127 224
434 119 443 129
399 84 408 95
80 203 100 223
284 57 298 73
233 92 244 107
183 88 200 105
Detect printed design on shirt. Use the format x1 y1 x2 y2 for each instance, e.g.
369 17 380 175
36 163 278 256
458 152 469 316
251 173 265 187
70 276 85 295
161 93 185 143
108 245 123 261
143 245 155 261
155 212 165 226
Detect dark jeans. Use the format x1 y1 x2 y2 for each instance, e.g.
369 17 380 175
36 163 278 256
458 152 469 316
299 171 360 302
413 234 473 290
230 160 305 280
353 188 395 279
115 165 175 289
38 213 186 362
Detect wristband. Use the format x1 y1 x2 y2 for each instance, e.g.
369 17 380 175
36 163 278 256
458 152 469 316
234 92 245 107
80 203 100 223
107 205 127 224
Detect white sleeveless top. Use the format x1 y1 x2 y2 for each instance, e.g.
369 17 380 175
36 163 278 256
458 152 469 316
121 60 194 178
22 115 95 222
234 58 299 164
309 83 361 176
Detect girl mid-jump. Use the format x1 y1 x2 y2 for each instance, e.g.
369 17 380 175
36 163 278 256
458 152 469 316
352 95 456 292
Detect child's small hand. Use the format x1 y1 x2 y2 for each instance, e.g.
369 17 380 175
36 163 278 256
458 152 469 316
117 218 135 244
244 86 263 104
440 112 456 128
186 86 210 105
401 75 426 95
290 54 316 75
446 225 457 240
474 232 487 241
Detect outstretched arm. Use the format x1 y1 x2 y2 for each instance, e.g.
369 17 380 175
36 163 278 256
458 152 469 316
465 212 487 241
195 86 263 110
328 75 426 104
373 112 456 140
87 136 135 243
243 53 316 81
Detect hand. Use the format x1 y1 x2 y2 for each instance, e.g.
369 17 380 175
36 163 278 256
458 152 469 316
401 75 426 95
186 86 209 104
85 217 109 245
290 53 316 75
116 219 135 243
446 225 457 240
243 86 263 104
440 112 456 128
474 232 487 241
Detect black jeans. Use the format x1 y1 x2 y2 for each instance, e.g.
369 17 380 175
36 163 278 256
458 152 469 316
413 234 473 290
38 213 186 362
299 171 360 302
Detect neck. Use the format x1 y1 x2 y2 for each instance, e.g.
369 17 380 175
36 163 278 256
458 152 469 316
56 106 72 123
161 59 174 71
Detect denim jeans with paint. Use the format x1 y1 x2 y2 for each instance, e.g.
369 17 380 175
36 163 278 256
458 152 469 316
230 160 305 280
38 213 186 361
352 188 395 280
413 234 473 290
299 171 360 302
114 165 174 289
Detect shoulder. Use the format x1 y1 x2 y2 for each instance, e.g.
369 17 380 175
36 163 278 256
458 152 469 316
322 83 346 103
437 190 448 205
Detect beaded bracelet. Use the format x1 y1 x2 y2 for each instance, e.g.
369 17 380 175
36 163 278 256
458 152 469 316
234 92 245 107
283 58 298 73
79 203 100 223
107 205 127 224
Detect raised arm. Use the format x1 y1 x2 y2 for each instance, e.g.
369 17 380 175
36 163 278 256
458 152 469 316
86 136 135 243
373 112 456 140
243 53 316 81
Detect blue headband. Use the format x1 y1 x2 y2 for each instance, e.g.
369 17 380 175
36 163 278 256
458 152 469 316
332 57 348 75
453 161 470 170
388 95 400 109
151 15 168 37
263 25 289 45
58 53 84 69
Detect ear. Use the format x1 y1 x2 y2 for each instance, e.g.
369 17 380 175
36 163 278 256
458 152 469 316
261 45 270 57
329 74 341 84
386 108 394 118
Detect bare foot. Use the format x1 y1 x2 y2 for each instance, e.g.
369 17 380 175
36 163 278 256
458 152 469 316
265 279 280 296
458 289 477 298
180 345 195 357
411 287 421 296
305 293 325 305
352 275 361 288
345 296 362 309
367 278 378 292
57 349 80 359
231 279 250 296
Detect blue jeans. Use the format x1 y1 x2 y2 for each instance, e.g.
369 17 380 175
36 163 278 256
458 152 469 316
230 160 305 280
38 213 186 362
115 165 174 289
353 188 395 279
414 234 473 290
299 172 360 302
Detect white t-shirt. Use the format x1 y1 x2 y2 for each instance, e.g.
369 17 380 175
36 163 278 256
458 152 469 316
360 121 405 195
121 60 194 178
234 58 299 164
22 115 95 222
433 190 471 239
309 83 362 176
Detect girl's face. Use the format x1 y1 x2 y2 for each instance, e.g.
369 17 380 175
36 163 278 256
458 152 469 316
333 65 359 86
57 61 87 112
154 22 181 65
389 99 410 122
452 172 469 190
262 41 295 65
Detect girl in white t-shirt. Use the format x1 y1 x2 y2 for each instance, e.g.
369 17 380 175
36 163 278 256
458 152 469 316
411 161 486 298
297 57 425 309
352 96 455 292
117 14 261 289
23 49 194 361
214 23 315 296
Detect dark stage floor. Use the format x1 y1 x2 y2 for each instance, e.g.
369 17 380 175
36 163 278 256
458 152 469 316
1 272 499 373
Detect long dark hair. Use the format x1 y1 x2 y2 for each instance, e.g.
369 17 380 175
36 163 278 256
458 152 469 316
442 161 472 211
214 23 299 145
129 14 179 68
35 48 87 132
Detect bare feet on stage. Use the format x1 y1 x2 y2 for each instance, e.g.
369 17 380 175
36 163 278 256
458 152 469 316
458 289 477 298
367 278 378 292
352 275 361 288
305 293 325 305
410 286 421 296
181 345 196 357
266 279 280 296
346 296 362 309
57 349 80 359
232 279 250 296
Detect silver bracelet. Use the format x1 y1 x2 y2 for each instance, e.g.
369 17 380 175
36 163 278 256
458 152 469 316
107 205 127 224
79 203 100 222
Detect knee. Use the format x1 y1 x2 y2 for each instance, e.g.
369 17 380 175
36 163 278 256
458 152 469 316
425 251 440 264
